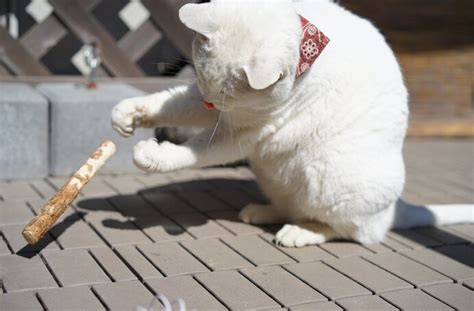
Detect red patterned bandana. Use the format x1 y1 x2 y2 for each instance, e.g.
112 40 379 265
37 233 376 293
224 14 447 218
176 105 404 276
295 15 330 79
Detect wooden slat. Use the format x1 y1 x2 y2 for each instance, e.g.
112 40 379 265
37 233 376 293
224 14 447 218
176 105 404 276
0 27 50 76
142 0 197 60
400 48 473 118
341 0 474 32
20 16 67 59
408 117 474 137
49 0 144 77
341 0 474 52
118 20 162 62
341 0 473 123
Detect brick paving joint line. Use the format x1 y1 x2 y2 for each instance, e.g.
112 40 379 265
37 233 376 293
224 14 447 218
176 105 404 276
191 274 231 309
0 139 472 309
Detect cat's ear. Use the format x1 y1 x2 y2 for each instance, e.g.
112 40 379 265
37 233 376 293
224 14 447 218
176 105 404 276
179 3 216 37
243 59 283 90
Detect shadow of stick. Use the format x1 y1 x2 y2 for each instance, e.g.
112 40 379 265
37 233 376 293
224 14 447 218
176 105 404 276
16 212 85 258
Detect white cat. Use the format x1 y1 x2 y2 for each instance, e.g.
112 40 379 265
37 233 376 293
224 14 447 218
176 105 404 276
111 0 473 247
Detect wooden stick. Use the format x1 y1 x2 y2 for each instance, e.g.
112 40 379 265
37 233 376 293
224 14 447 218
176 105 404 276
22 140 116 245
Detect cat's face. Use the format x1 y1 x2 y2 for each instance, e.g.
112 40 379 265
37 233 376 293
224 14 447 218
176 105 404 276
179 0 301 112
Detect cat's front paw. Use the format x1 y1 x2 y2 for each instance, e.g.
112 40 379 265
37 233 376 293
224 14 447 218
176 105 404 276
275 224 327 248
133 139 183 173
112 97 155 137
112 99 139 137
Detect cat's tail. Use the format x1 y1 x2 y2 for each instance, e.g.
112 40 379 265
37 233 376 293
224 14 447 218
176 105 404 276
392 199 474 229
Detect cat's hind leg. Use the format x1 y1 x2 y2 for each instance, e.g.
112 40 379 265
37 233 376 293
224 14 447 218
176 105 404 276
238 204 285 225
275 223 339 247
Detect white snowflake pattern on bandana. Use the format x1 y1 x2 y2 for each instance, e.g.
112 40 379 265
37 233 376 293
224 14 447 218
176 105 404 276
295 15 330 78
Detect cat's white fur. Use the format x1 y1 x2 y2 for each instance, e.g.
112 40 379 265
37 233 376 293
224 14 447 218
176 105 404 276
111 0 473 247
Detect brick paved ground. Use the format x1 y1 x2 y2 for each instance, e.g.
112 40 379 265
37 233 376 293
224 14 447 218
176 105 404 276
0 138 473 310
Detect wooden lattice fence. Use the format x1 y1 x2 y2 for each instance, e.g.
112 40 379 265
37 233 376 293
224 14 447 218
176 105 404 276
0 0 199 77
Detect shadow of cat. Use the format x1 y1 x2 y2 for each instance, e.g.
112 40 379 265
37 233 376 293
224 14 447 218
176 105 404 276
17 178 472 269
76 178 272 236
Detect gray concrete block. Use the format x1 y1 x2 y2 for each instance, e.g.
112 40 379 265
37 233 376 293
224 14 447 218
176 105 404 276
104 175 146 194
92 280 155 311
290 302 343 311
319 242 373 258
208 210 265 235
0 83 48 180
0 181 42 199
146 276 227 310
50 220 107 249
284 261 371 300
337 295 398 311
401 245 474 281
462 279 474 290
168 212 232 239
42 249 110 286
141 192 196 215
0 291 43 310
36 83 153 176
324 257 413 293
135 215 193 243
114 245 164 280
2 223 60 253
181 238 253 271
0 236 11 255
241 265 327 307
89 247 137 282
137 243 209 276
77 178 118 198
0 254 58 292
195 270 280 310
415 227 467 244
381 289 453 311
177 191 233 212
208 189 257 210
87 212 152 246
422 283 474 311
221 235 295 266
29 179 57 199
387 230 442 249
0 204 35 226
38 286 106 311
363 252 452 287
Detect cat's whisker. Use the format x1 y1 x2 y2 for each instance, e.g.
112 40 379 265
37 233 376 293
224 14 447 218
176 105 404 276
172 57 195 65
151 62 183 69
207 111 221 148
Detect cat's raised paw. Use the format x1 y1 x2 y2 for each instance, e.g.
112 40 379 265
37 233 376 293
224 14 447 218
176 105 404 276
111 99 140 137
275 224 328 247
112 98 154 137
238 204 283 225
